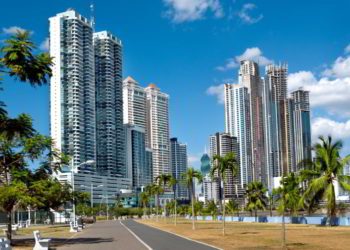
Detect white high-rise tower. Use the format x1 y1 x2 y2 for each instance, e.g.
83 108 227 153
145 84 170 179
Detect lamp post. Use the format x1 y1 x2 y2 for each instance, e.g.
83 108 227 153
99 194 115 220
70 159 95 223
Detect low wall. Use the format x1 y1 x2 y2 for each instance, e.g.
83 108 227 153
192 215 350 226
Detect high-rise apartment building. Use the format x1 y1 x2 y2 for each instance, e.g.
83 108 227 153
145 84 170 178
49 9 96 170
224 84 253 186
209 132 243 200
291 89 312 170
123 76 147 130
264 64 294 179
125 124 152 191
170 138 188 200
94 31 125 177
239 60 266 184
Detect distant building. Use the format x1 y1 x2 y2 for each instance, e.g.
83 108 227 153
200 153 211 176
203 173 219 202
123 76 148 143
224 84 253 186
145 84 170 179
125 124 153 192
170 138 189 200
209 132 244 202
291 89 312 169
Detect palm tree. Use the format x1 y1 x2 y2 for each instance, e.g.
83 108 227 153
1 31 52 86
210 152 238 236
274 173 301 216
300 136 350 225
155 173 172 217
207 200 218 220
152 184 164 222
226 200 239 220
182 167 203 230
245 181 268 222
139 192 149 217
168 176 178 225
144 184 155 217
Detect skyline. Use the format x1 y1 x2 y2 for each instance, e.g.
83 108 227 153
1 0 350 170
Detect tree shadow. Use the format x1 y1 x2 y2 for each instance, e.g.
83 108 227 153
13 237 114 248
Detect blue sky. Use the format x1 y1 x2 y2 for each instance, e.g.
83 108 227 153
1 0 350 169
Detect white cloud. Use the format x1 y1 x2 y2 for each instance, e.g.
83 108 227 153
288 71 350 117
312 117 350 143
2 26 26 35
345 44 350 54
322 56 350 79
163 0 224 23
39 37 49 51
206 83 225 104
188 154 201 165
237 3 263 24
217 47 273 71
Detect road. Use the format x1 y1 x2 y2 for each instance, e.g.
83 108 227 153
59 220 219 250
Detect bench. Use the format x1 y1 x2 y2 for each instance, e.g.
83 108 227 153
69 221 80 233
33 230 50 250
0 237 11 250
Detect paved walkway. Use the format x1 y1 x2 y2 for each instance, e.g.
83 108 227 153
59 220 218 250
59 220 147 250
122 220 218 250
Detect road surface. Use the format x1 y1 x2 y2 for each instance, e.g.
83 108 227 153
59 219 219 250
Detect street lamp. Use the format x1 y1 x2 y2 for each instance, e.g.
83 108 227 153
99 194 115 220
70 159 95 223
81 184 103 208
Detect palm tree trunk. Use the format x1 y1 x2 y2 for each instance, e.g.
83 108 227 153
156 194 159 222
191 183 195 230
222 183 226 236
174 186 177 226
282 195 286 249
329 184 336 226
255 209 257 222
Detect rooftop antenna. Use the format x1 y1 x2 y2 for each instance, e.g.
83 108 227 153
90 1 95 32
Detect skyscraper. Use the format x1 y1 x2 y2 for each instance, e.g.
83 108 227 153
209 132 243 200
94 31 125 177
291 89 312 170
239 60 266 184
49 9 96 169
170 138 188 200
123 76 147 131
145 84 170 178
224 84 253 185
264 64 294 179
50 10 132 204
125 124 152 191
200 153 211 176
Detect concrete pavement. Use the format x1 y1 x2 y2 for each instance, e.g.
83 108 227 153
59 220 147 250
122 220 218 250
59 219 219 250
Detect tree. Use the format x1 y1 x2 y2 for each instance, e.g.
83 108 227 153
0 31 52 86
0 30 53 242
139 192 149 216
168 176 178 225
155 173 172 217
226 200 239 219
182 167 202 230
210 152 239 236
245 181 268 222
273 173 301 216
206 200 218 220
151 184 164 222
300 136 350 225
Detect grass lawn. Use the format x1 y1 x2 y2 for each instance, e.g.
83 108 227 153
139 217 350 249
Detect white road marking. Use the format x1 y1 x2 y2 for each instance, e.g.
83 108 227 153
119 220 153 250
